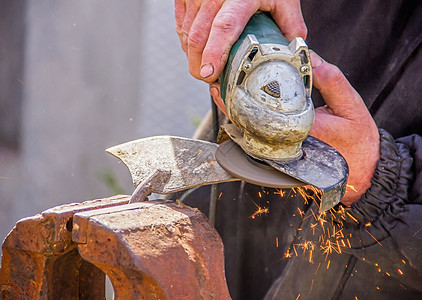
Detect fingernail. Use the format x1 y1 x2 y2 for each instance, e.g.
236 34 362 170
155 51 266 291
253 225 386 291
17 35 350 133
310 50 324 68
209 85 219 98
200 63 214 78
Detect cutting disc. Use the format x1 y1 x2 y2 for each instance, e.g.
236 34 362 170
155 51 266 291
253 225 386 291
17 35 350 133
215 140 304 188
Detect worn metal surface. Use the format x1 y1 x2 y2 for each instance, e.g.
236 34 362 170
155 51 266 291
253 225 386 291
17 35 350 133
266 136 349 212
0 195 128 299
106 135 239 193
1 196 231 299
223 35 314 161
129 169 172 203
215 139 304 188
73 200 231 299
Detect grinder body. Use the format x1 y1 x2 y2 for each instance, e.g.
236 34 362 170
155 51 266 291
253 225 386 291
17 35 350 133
219 12 314 162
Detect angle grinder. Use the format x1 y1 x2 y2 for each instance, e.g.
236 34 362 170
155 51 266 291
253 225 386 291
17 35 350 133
215 12 348 211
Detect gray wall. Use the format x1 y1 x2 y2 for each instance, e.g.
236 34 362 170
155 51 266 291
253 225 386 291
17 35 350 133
0 1 209 245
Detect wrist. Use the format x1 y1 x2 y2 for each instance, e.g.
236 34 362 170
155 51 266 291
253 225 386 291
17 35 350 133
349 129 413 222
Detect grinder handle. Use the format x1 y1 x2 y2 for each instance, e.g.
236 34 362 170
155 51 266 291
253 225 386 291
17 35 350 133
219 11 289 103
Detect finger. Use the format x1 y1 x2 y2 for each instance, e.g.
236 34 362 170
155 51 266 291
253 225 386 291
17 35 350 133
200 0 260 82
187 0 223 79
271 0 307 41
209 82 228 116
181 0 201 53
310 51 367 119
175 0 187 52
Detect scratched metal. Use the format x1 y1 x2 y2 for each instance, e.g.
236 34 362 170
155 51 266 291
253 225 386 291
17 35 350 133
107 136 238 194
266 136 349 212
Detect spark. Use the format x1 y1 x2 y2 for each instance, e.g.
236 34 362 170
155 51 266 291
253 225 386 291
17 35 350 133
295 241 315 263
295 294 301 300
258 191 262 198
249 200 269 219
398 269 404 275
274 189 285 197
386 272 391 277
218 192 223 198
310 208 318 221
347 185 358 192
297 207 305 218
376 286 380 290
346 212 359 224
296 187 312 205
310 223 318 234
285 250 292 258
365 222 371 227
318 211 327 221
300 241 315 253
276 237 279 248
336 205 347 220
308 186 322 199
402 259 406 264
365 229 382 246
320 239 341 256
293 245 298 256
327 260 331 269
336 240 342 254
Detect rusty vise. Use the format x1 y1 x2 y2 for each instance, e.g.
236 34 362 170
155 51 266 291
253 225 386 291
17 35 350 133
0 195 231 299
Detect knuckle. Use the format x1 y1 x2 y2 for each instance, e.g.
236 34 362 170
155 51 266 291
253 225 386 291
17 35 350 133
212 11 237 33
324 64 347 88
188 29 206 50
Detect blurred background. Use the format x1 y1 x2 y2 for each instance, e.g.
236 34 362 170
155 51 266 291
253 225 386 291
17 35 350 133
0 1 210 247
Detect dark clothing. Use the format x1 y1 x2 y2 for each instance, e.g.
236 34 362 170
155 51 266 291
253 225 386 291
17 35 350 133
265 130 422 299
183 0 422 299
303 0 422 139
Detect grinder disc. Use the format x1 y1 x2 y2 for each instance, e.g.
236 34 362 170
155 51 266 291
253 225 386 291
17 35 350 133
215 140 304 188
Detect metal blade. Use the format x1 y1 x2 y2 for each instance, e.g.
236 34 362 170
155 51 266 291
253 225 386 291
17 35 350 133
106 136 239 194
215 140 305 188
220 124 348 212
265 136 348 212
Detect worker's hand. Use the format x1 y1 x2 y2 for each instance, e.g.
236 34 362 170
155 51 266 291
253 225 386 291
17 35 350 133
309 51 380 206
175 0 307 83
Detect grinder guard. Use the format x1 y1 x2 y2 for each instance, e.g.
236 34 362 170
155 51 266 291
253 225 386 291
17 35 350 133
220 12 313 161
